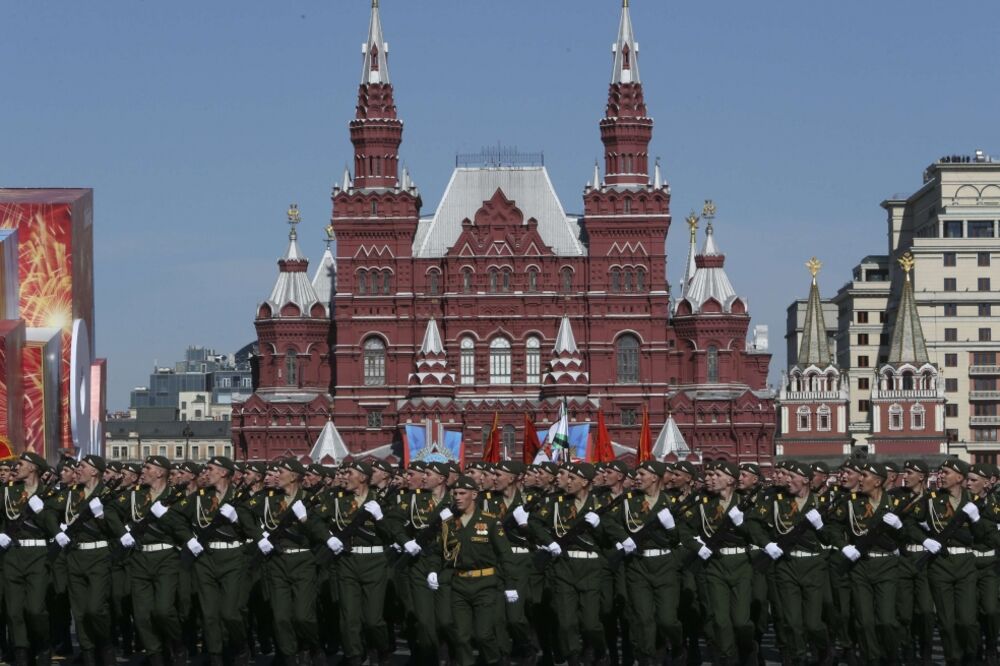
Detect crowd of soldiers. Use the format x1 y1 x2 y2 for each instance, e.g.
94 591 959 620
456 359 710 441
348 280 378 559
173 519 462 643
0 450 999 666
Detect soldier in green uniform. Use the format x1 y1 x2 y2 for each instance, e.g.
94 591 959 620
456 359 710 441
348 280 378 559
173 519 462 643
109 461 139 658
736 461 774 664
966 462 1000 664
892 459 934 665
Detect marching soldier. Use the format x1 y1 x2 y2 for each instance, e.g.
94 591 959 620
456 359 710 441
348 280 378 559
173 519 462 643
966 462 1000 664
894 460 934 665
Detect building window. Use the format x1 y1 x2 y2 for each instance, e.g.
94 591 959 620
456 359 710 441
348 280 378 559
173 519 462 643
980 252 993 266
285 350 298 387
944 278 957 292
974 429 999 443
207 445 216 458
502 269 511 293
616 334 640 384
462 269 473 293
489 338 512 385
979 278 991 292
911 404 926 430
817 405 831 431
943 252 957 267
858 333 869 345
637 267 646 292
623 268 635 293
945 403 958 418
624 198 632 214
945 354 958 367
857 355 869 368
561 267 573 293
943 304 957 317
428 271 440 295
944 328 958 342
460 337 475 385
489 269 499 293
501 424 516 456
621 408 637 426
858 377 870 390
610 268 621 293
175 445 183 458
974 352 997 365
370 200 378 216
797 406 811 431
889 404 903 430
980 303 993 317
707 346 719 383
367 411 383 428
944 220 963 238
358 270 367 295
527 268 538 292
858 400 870 413
857 312 869 324
525 336 541 384
381 270 391 295
945 378 958 392
970 222 996 238
980 328 993 342
363 337 386 386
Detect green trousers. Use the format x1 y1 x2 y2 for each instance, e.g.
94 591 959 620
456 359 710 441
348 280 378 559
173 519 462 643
407 560 440 661
193 547 248 656
773 554 828 661
849 556 899 665
927 552 977 662
895 553 934 657
338 552 389 659
501 553 534 659
702 553 753 661
626 552 682 658
552 556 606 659
266 550 318 658
127 547 181 655
3 545 49 651
977 556 999 658
450 574 502 666
67 546 112 651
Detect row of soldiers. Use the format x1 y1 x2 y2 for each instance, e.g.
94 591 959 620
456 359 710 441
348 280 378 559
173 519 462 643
0 451 998 666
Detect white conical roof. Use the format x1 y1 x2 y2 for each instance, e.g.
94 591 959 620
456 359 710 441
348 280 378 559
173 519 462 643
611 1 640 84
553 315 579 354
264 226 323 318
311 246 336 308
419 317 444 355
682 223 740 313
652 415 691 460
310 421 350 464
361 0 390 85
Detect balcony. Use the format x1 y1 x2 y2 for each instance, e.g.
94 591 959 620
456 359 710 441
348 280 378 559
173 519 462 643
872 390 939 400
971 416 1000 426
970 365 1000 376
970 391 1000 401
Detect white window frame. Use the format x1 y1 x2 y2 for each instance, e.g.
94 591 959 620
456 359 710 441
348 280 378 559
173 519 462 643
489 338 512 385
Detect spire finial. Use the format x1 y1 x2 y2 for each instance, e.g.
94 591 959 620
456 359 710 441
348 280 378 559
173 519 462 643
686 212 700 240
806 257 822 284
702 199 716 220
362 0 390 84
623 0 629 7
324 223 336 248
611 0 639 84
287 203 300 240
898 251 915 281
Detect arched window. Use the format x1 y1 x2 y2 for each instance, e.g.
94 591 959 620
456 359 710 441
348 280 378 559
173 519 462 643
460 337 475 385
797 406 811 431
527 268 538 292
610 268 621 293
525 336 541 384
502 424 516 457
489 269 499 293
462 269 473 294
363 337 386 386
624 198 632 214
911 404 925 430
561 267 573 293
889 403 903 431
358 270 367 295
285 350 298 387
902 371 914 391
624 268 634 293
616 334 640 384
817 404 831 431
490 338 512 384
622 43 631 70
707 346 719 383
637 267 646 292
428 270 440 295
370 200 378 216
381 270 391 295
502 269 512 293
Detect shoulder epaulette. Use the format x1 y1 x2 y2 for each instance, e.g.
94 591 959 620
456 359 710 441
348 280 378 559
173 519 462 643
851 493 857 500
337 491 344 498
777 493 783 500
199 489 205 496
702 496 709 504
931 492 937 498
626 492 632 499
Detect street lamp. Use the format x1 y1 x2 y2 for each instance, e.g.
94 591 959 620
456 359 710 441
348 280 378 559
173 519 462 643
182 422 194 461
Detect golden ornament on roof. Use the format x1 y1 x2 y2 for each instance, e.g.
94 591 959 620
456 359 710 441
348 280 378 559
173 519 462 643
686 212 699 229
898 252 915 274
325 224 336 242
806 257 822 279
287 204 301 225
702 200 716 220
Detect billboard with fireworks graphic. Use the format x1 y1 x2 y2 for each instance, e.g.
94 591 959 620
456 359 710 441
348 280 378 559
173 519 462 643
0 320 24 457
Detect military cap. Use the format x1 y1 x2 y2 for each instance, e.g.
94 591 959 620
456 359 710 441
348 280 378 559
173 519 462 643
466 462 484 472
448 461 462 475
904 459 928 475
969 463 992 480
57 456 78 471
19 452 48 472
715 461 739 479
674 461 699 479
408 460 427 472
811 462 831 475
369 458 394 475
246 461 267 476
451 475 479 492
537 462 559 476
346 459 373 478
425 461 450 478
107 461 123 473
82 455 107 474
884 461 901 474
939 458 970 476
860 461 887 479
638 460 667 476
306 463 325 477
605 460 630 476
497 460 525 476
176 461 202 475
785 460 812 479
234 462 247 474
567 462 596 481
277 457 306 475
840 459 863 473
122 462 141 476
740 462 762 478
205 456 235 473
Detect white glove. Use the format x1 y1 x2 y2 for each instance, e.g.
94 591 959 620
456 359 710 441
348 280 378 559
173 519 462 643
120 533 136 549
919 521 930 532
88 497 104 518
882 513 903 530
584 511 600 527
292 500 307 522
546 542 562 557
0 533 11 549
504 590 519 603
364 501 383 522
150 501 168 518
219 503 237 524
403 539 421 556
657 507 675 530
257 537 274 555
326 536 344 554
619 537 637 554
186 537 204 557
697 545 712 560
841 545 861 562
27 496 44 513
764 542 783 560
55 532 71 549
962 503 981 523
439 508 454 522
728 505 744 526
512 505 529 527
922 538 942 554
427 572 439 591
805 509 823 530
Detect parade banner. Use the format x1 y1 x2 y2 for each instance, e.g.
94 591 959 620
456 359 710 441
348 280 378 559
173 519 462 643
535 423 590 462
0 320 24 456
23 328 61 457
403 418 463 465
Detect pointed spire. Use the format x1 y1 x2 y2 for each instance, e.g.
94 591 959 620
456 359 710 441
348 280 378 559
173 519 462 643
361 0 390 85
611 0 640 84
593 161 601 190
700 200 720 256
341 167 352 192
653 157 662 189
652 413 691 460
888 252 929 365
283 203 304 261
554 315 579 354
675 211 699 312
419 317 445 355
797 258 832 367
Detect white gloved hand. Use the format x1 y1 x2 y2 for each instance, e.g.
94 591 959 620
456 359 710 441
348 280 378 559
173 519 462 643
584 511 600 528
120 533 136 549
219 503 237 524
326 536 344 554
882 513 903 530
55 532 71 549
403 540 421 556
728 505 744 526
292 500 308 522
88 497 104 518
841 545 861 562
364 501 383 522
427 572 439 591
504 590 519 603
0 533 11 549
962 502 981 523
150 501 168 518
546 542 562 557
27 496 44 514
922 538 942 554
186 538 204 557
512 505 529 527
657 507 675 530
805 509 823 530
439 508 454 522
619 537 637 554
697 545 713 560
257 537 274 555
764 542 783 560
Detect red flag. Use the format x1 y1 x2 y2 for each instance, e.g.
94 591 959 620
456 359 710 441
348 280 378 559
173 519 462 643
594 411 615 463
483 412 502 463
523 413 542 463
637 405 653 463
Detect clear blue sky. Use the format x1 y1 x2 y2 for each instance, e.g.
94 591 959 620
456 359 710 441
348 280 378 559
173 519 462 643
2 1 998 410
